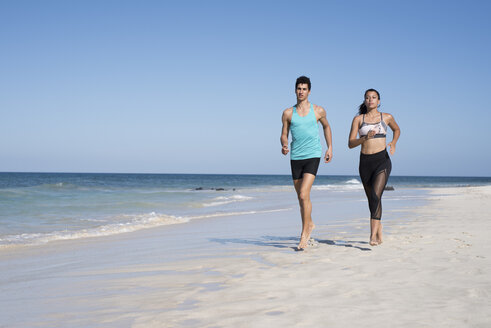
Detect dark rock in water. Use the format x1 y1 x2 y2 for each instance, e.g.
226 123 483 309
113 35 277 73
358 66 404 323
384 185 395 191
199 187 226 191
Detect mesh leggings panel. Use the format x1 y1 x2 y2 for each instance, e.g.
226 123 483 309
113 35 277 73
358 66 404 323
359 150 392 220
370 169 389 219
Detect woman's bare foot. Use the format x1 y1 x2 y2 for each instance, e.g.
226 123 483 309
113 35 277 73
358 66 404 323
376 224 383 244
370 219 381 246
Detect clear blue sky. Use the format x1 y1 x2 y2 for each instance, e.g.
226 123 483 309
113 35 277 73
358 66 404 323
1 0 490 176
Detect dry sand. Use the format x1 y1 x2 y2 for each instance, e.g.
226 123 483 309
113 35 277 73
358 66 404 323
129 186 491 327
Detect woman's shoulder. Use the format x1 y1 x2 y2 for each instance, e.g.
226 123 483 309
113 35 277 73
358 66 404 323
381 112 394 121
352 113 363 122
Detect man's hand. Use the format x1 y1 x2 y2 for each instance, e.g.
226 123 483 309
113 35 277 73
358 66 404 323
324 149 332 163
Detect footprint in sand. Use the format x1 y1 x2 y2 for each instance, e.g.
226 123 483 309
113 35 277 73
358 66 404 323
453 238 472 248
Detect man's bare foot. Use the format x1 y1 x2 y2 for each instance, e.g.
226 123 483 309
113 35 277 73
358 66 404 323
298 234 308 249
305 222 315 241
370 236 378 246
298 223 315 249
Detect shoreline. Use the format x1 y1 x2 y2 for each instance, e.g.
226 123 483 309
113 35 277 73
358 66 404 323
1 186 490 327
0 185 427 255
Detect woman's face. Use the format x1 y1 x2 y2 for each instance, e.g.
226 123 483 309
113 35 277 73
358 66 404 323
364 91 380 110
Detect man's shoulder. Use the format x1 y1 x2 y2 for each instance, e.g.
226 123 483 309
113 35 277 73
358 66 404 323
282 107 294 116
313 104 327 116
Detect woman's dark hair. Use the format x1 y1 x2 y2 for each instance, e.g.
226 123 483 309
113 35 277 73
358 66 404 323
295 76 311 91
358 88 380 114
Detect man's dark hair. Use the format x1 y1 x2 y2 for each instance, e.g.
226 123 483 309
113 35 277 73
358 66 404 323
295 76 311 91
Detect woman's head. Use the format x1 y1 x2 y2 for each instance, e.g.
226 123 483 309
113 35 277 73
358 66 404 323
358 89 380 115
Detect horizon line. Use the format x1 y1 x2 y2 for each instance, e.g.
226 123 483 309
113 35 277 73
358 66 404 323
0 171 490 179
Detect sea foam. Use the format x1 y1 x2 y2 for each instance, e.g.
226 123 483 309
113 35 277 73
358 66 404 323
202 195 253 207
0 208 291 248
0 212 186 248
313 179 363 191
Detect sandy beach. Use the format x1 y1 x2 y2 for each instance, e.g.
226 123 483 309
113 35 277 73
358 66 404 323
1 186 490 327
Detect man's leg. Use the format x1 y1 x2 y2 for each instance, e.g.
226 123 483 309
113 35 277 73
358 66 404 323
293 173 316 249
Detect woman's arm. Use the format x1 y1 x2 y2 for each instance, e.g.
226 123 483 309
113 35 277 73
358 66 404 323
348 116 367 149
386 113 400 155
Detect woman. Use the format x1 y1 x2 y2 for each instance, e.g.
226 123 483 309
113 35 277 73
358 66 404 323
348 89 400 246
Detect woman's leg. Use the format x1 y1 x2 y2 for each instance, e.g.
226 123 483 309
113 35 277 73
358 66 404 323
361 181 380 246
370 170 388 244
370 157 392 243
360 153 391 246
360 159 379 245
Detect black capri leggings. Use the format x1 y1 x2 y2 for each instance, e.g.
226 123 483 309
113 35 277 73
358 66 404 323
359 149 392 220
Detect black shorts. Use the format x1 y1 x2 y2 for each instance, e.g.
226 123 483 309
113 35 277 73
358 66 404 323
290 157 320 180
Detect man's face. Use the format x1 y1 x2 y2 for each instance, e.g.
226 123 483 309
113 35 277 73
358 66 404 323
295 83 310 101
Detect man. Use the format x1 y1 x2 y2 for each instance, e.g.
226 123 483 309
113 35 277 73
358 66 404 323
280 76 333 250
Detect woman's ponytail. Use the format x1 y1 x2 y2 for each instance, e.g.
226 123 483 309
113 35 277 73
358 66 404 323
358 103 368 115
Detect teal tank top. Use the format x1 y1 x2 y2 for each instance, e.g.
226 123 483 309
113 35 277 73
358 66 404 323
290 104 322 160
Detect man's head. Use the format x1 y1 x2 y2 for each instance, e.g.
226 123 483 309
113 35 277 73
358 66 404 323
295 76 311 101
295 76 311 91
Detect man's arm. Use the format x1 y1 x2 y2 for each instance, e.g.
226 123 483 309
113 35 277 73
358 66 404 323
280 109 292 155
317 106 333 163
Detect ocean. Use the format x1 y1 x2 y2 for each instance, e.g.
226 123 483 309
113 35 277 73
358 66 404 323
1 172 490 248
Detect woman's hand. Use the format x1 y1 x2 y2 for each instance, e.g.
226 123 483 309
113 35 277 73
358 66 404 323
282 145 289 155
366 128 377 139
387 141 396 155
